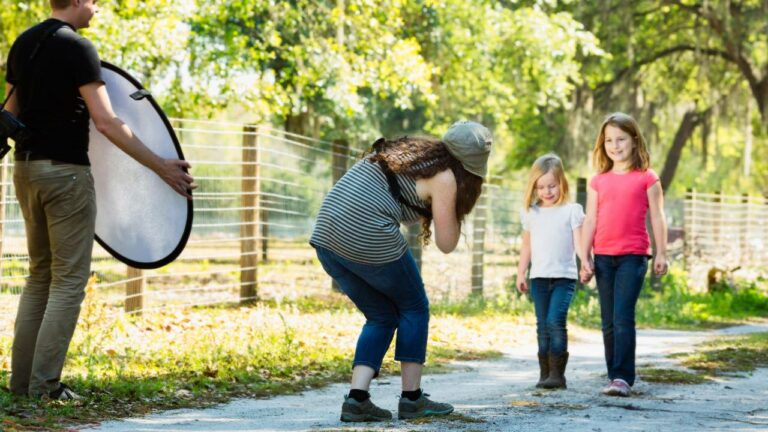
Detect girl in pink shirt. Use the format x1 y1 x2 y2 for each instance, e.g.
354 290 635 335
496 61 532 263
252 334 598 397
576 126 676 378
581 112 668 397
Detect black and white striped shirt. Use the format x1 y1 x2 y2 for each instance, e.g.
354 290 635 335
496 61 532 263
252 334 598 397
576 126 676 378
310 158 428 264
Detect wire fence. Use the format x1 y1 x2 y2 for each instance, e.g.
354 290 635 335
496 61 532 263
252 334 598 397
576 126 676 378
0 119 524 332
3 119 747 333
683 190 768 287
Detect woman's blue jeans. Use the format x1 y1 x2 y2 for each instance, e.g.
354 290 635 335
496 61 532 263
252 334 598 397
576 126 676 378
594 254 649 386
530 278 576 355
315 246 430 376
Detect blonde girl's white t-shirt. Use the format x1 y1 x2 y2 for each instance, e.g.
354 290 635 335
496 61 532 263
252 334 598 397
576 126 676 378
520 203 585 279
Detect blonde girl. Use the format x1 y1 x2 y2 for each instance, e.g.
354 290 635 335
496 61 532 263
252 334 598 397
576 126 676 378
517 153 585 389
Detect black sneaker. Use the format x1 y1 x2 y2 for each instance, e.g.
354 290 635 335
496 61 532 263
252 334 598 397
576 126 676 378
340 395 392 422
398 393 454 420
45 383 82 401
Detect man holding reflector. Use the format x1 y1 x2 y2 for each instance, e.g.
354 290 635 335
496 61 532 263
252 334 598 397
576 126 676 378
3 0 196 400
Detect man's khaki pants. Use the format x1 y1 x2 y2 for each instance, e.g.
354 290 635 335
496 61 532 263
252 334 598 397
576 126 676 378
10 159 96 397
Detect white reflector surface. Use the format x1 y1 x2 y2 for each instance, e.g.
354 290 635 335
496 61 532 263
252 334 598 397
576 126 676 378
88 62 192 269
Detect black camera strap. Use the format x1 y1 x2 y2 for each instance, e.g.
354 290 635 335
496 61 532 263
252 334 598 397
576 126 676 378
1 22 65 110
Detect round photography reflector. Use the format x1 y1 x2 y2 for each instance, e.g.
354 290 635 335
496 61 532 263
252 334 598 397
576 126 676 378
88 61 192 269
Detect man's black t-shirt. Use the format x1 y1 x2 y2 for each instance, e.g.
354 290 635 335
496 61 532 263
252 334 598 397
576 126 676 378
6 18 102 165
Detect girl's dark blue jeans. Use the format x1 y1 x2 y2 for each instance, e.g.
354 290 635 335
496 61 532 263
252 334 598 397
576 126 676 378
594 254 649 386
315 246 430 376
530 278 576 355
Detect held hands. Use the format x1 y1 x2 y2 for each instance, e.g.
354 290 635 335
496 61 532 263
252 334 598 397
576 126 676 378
157 159 197 199
516 274 528 294
580 258 594 284
653 253 668 276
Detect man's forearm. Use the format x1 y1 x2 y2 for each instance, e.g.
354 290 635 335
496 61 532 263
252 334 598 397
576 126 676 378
96 117 163 173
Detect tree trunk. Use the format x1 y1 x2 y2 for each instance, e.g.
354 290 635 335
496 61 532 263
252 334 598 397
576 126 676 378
284 111 309 136
659 108 708 191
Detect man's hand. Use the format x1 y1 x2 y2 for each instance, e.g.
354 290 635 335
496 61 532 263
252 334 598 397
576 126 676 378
156 159 197 199
81 82 197 200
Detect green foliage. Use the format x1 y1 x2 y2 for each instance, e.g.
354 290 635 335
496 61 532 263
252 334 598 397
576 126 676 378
188 0 436 126
406 1 603 171
0 0 47 101
2 0 766 192
570 267 768 330
83 0 199 116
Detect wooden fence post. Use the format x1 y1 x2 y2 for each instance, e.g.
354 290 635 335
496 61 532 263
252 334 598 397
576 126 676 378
714 191 722 260
125 266 144 314
240 125 259 303
683 188 694 273
741 193 750 266
330 139 349 292
471 186 488 296
331 139 349 182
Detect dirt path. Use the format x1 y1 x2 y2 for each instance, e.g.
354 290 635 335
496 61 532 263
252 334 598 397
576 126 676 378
85 324 768 432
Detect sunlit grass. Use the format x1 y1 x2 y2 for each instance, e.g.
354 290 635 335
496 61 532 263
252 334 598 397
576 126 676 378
637 367 710 384
0 282 532 431
1 268 766 430
678 332 768 376
568 268 768 330
638 332 768 386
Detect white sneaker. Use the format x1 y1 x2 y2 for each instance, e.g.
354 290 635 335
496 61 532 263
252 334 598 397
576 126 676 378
603 379 631 397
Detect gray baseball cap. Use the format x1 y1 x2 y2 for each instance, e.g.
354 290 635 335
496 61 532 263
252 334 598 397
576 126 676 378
442 121 493 177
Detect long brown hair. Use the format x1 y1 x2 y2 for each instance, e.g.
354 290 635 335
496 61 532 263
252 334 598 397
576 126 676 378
367 136 484 245
592 112 650 173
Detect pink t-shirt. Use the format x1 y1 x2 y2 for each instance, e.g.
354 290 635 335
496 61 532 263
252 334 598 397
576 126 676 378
590 169 659 256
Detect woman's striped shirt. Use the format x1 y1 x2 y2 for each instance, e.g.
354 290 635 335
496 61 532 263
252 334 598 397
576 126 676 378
310 158 428 264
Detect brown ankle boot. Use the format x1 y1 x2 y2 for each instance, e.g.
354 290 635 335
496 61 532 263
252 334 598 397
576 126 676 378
541 352 569 389
536 353 549 388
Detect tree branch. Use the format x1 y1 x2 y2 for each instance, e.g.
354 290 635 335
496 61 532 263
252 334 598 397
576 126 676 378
662 0 762 96
595 45 733 91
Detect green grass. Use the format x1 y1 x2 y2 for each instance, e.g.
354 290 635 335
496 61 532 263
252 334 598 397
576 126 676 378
0 285 528 431
637 367 710 384
638 333 768 384
678 332 768 376
425 267 768 330
637 332 768 386
2 269 767 431
569 268 768 330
